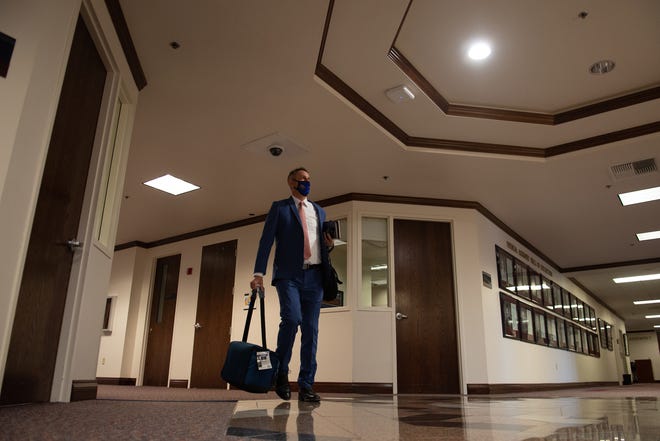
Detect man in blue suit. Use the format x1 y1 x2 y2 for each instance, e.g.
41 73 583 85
250 167 331 402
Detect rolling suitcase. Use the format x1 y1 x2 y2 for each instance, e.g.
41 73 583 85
221 287 280 393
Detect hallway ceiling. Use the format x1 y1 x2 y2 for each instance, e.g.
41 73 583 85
115 0 660 331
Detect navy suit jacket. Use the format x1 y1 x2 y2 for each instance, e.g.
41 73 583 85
254 196 329 285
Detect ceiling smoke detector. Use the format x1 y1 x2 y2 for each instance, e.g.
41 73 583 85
589 59 615 74
385 85 415 104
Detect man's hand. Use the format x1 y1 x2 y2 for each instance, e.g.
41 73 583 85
324 232 335 250
250 275 263 290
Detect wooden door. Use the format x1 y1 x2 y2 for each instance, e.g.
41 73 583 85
393 220 460 394
190 241 237 388
143 255 181 386
1 17 106 404
635 359 654 383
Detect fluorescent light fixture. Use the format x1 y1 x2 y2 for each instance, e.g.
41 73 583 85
637 230 660 241
618 186 660 206
645 314 660 319
143 174 200 195
655 325 660 328
614 274 660 284
468 42 491 60
370 264 388 271
634 299 660 305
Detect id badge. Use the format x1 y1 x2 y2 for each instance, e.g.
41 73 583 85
256 351 272 370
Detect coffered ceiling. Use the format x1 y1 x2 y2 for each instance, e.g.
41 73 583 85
116 0 660 331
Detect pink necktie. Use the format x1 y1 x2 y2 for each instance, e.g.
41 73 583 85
299 202 312 260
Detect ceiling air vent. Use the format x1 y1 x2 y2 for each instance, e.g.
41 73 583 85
610 158 657 180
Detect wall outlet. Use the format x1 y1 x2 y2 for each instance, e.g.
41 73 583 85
101 357 106 365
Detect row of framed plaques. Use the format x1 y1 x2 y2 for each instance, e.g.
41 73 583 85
496 246 598 332
500 293 600 356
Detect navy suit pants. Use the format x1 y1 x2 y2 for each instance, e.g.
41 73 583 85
274 267 323 390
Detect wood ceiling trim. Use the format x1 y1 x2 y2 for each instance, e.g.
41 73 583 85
388 46 555 125
546 121 660 157
104 0 147 90
390 45 660 126
316 0 660 158
390 1 660 125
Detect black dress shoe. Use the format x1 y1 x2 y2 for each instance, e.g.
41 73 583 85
298 387 320 402
275 373 291 400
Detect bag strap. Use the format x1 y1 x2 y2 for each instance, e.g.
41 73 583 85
241 287 268 348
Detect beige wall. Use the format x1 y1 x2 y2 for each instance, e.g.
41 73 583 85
102 200 625 392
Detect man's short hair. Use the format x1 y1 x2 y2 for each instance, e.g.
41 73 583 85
288 167 308 180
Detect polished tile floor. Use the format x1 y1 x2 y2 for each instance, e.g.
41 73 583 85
226 394 660 440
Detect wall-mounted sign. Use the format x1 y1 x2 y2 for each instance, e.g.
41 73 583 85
482 271 492 289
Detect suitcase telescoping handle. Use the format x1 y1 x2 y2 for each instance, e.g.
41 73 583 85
241 287 268 348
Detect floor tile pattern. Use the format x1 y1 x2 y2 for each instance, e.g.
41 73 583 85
226 395 660 440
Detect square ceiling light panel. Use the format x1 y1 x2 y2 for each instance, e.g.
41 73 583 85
144 174 200 195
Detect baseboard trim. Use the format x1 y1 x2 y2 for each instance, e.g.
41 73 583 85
70 380 98 401
467 381 619 395
293 382 393 394
96 377 137 386
169 379 189 388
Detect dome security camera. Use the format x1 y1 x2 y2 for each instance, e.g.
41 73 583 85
268 145 284 157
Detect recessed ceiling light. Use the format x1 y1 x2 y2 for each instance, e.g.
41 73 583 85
614 273 660 284
144 174 200 195
645 314 660 319
637 230 660 241
634 299 660 305
468 42 491 60
618 186 660 206
589 59 615 74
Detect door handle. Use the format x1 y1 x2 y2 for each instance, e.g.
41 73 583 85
66 239 83 252
194 323 202 329
396 312 408 320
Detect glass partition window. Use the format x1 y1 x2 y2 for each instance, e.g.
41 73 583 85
360 217 389 307
322 218 348 308
95 100 126 250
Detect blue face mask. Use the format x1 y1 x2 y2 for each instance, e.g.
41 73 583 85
296 180 311 196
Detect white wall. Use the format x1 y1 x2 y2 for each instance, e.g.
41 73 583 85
627 332 660 381
104 200 625 391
